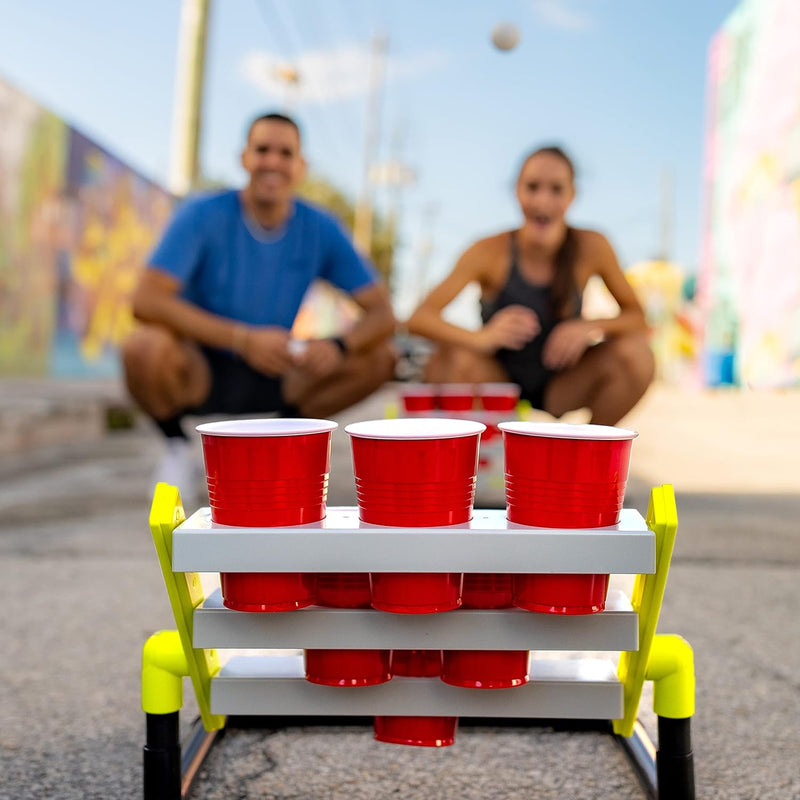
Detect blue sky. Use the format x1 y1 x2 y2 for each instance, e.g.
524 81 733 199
0 0 739 316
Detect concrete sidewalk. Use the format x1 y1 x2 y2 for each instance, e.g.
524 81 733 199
3 376 798 495
0 377 129 454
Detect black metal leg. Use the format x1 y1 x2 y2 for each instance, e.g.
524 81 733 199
144 711 181 800
656 716 695 800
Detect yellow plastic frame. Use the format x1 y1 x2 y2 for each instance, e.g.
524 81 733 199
143 481 692 737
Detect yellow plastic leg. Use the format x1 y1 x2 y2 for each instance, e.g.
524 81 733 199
148 483 225 732
614 484 679 737
646 634 695 719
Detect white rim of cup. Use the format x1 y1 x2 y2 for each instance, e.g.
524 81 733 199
497 421 637 440
479 382 521 394
437 383 475 395
400 384 438 395
196 418 338 437
345 418 485 439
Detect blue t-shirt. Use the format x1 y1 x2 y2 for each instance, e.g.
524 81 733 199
148 190 379 328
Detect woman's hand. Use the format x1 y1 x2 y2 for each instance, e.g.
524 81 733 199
476 305 541 353
542 319 602 371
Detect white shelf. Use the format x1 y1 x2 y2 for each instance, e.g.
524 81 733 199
173 507 654 574
193 589 637 651
210 656 623 719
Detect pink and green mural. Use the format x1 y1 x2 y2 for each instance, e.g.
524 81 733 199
699 0 800 387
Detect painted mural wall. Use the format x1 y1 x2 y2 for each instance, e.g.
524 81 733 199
699 0 800 387
0 77 173 377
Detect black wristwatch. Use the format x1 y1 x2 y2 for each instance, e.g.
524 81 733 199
329 336 348 355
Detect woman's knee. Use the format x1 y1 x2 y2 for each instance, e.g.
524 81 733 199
366 341 399 385
607 332 655 389
426 345 493 383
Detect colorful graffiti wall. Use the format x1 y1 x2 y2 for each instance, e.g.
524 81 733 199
0 77 173 377
699 0 800 387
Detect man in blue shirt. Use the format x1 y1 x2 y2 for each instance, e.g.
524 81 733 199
123 112 396 496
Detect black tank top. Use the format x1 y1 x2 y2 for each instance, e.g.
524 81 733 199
479 231 582 402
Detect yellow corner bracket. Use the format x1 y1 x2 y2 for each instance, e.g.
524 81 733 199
145 482 225 731
614 484 680 736
646 633 695 719
142 630 189 714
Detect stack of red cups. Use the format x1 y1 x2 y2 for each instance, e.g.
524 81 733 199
345 417 485 747
498 421 638 615
197 418 338 612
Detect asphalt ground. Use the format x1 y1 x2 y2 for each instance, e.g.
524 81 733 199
0 381 798 799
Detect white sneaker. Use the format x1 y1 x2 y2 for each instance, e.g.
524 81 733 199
153 437 203 509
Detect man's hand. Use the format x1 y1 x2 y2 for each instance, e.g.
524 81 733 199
290 338 345 379
542 319 600 371
238 326 294 376
475 305 540 354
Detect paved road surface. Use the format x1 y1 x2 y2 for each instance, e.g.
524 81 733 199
0 382 798 799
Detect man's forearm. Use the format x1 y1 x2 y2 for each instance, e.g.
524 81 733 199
133 291 245 352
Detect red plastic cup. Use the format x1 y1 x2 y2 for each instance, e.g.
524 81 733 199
314 573 371 608
400 384 438 413
219 571 315 613
461 573 513 608
437 383 475 412
498 421 638 528
304 649 391 687
374 716 457 747
346 418 485 527
441 650 530 689
369 572 463 614
197 418 337 612
197 418 337 526
346 418 484 614
390 649 443 677
513 573 610 615
478 382 520 412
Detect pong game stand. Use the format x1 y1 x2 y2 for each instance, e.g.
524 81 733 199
142 483 695 799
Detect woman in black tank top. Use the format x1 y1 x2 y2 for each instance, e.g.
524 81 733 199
406 146 654 426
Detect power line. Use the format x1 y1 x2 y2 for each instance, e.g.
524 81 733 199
250 0 355 169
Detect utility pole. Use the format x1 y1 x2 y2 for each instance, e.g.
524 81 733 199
169 0 211 196
353 32 388 255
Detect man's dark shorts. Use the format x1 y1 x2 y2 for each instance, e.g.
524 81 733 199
186 347 286 416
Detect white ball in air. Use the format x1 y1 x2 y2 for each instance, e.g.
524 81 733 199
491 22 520 51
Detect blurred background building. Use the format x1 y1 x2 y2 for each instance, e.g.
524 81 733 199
0 77 173 377
698 0 800 388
